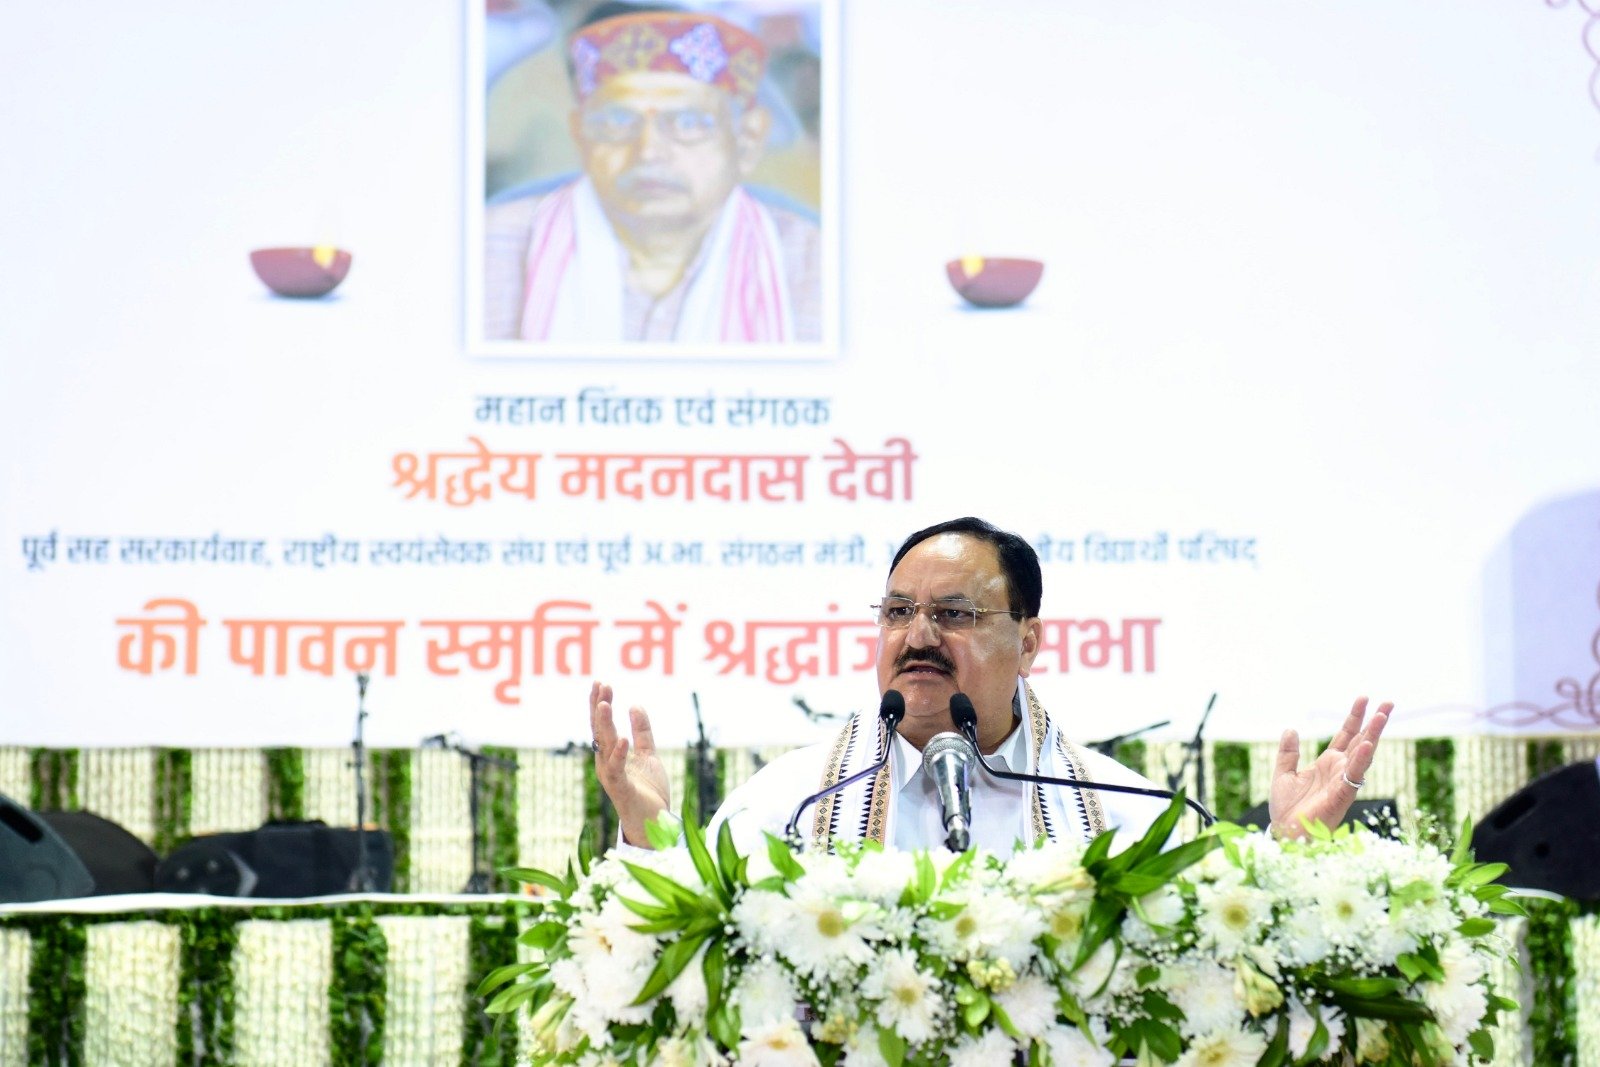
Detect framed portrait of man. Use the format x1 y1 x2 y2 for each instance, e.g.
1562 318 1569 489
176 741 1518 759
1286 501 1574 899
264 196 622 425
467 0 839 360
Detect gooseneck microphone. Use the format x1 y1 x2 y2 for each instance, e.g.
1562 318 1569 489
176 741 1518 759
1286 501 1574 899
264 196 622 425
922 732 976 851
951 693 1215 827
784 690 906 846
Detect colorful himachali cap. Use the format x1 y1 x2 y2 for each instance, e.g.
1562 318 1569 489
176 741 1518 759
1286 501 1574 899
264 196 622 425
569 11 767 106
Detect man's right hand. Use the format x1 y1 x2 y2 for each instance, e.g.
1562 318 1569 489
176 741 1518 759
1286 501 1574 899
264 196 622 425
590 680 672 848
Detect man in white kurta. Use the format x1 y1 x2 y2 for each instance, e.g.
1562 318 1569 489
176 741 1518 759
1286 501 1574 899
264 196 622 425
590 517 1390 854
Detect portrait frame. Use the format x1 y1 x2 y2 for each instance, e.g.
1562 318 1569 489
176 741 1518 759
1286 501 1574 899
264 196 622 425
465 0 841 362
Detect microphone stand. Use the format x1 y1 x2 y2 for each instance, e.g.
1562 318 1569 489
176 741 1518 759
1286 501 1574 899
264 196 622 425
952 696 1214 827
784 693 905 847
350 673 376 893
419 734 520 894
1086 719 1170 758
1165 694 1217 813
690 693 720 825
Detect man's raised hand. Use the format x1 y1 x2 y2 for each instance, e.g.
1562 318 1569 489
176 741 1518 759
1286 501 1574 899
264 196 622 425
589 681 672 847
1269 697 1392 840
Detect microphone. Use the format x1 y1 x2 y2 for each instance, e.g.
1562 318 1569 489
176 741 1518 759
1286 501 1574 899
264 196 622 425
784 690 906 845
922 732 976 851
950 693 1215 826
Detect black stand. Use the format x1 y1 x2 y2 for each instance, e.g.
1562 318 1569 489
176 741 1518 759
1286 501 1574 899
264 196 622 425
1087 719 1171 758
690 693 721 824
422 735 519 894
1165 694 1218 812
349 673 378 893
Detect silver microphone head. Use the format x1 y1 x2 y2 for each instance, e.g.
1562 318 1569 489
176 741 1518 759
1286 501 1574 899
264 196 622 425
922 731 974 771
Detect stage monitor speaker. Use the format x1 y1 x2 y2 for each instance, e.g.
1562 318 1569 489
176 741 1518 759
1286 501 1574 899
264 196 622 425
1234 798 1401 839
155 821 394 897
0 792 95 903
36 810 159 896
1471 759 1600 902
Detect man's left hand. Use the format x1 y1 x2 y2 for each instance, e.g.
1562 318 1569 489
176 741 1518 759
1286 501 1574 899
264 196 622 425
1269 697 1392 840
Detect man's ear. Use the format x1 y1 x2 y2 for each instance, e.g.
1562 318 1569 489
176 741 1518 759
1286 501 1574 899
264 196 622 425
1018 617 1043 678
735 105 771 176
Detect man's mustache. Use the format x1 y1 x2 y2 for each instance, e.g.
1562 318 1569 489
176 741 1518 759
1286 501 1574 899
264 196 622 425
616 168 690 195
896 648 955 674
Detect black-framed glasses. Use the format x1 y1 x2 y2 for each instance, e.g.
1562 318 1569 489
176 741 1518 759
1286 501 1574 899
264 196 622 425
870 596 1022 631
579 105 723 145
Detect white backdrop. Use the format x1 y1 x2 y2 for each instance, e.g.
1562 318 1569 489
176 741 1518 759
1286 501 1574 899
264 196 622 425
3 0 1599 750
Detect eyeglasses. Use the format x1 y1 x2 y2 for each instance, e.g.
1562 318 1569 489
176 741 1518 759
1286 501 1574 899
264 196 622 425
870 597 1022 631
579 105 724 145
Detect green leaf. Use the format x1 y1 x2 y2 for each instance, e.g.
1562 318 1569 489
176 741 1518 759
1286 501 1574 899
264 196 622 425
991 1002 1022 1040
1457 917 1496 937
940 848 976 888
1258 1014 1289 1067
518 920 568 950
1135 965 1160 986
1325 976 1405 998
702 937 726 1014
878 1024 907 1067
1488 897 1528 916
1468 1029 1494 1061
615 894 675 922
630 932 707 1005
622 861 705 911
577 824 595 875
502 866 572 896
683 815 731 908
1455 863 1508 888
1296 1015 1329 1065
764 833 807 881
1396 952 1444 983
1126 833 1219 884
1450 816 1474 865
717 821 743 886
962 991 991 1029
1329 993 1432 1021
475 962 536 996
1081 826 1116 871
709 1001 741 1051
645 812 684 851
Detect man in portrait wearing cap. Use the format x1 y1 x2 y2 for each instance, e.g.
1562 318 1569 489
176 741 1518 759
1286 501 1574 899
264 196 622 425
484 6 822 345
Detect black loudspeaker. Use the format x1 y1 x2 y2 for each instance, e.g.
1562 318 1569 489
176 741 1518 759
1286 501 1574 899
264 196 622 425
0 792 95 903
36 810 159 895
155 821 394 898
1472 760 1600 902
1234 798 1402 839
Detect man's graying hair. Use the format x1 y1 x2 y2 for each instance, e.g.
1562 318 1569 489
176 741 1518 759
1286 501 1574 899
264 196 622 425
889 517 1043 620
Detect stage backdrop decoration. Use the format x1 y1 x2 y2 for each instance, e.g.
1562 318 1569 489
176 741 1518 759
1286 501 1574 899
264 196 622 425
483 801 1521 1067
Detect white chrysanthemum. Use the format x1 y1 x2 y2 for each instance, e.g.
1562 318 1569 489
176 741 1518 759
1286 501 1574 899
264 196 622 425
1365 915 1417 968
860 947 943 1045
851 848 917 904
1174 1024 1269 1067
1285 997 1345 1059
1271 908 1334 966
921 890 1044 968
1042 1023 1117 1067
569 895 660 977
1421 941 1489 1046
842 1025 889 1067
1166 962 1244 1038
736 959 802 1030
732 887 795 954
996 972 1059 1039
737 1017 821 1067
665 943 709 1020
949 1028 1017 1067
779 879 879 979
1195 882 1271 953
1193 847 1246 887
1006 842 1091 893
1314 878 1383 943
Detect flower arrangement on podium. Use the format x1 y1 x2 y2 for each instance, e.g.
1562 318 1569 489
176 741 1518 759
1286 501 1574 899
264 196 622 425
481 798 1520 1067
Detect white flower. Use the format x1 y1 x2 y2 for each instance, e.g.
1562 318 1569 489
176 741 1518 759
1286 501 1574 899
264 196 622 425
1421 941 1489 1046
1271 908 1334 966
841 1025 889 1067
1313 877 1383 944
1006 842 1091 893
995 972 1059 1039
1285 997 1345 1059
1166 962 1244 1038
736 959 802 1031
919 889 1043 968
949 1028 1017 1067
665 943 709 1020
1042 1023 1117 1067
1195 882 1271 953
737 1017 821 1067
860 948 943 1045
851 849 917 904
1174 1024 1269 1067
779 878 880 979
733 888 797 955
1070 939 1119 1002
657 1033 725 1067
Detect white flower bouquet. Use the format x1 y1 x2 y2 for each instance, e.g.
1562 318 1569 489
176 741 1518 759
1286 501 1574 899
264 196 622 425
481 799 1519 1066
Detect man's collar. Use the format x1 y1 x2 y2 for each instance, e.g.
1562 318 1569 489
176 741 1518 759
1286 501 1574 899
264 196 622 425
890 708 1028 791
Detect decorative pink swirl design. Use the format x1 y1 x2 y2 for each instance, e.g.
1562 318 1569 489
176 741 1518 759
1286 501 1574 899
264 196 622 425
1546 0 1600 155
1479 579 1600 728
